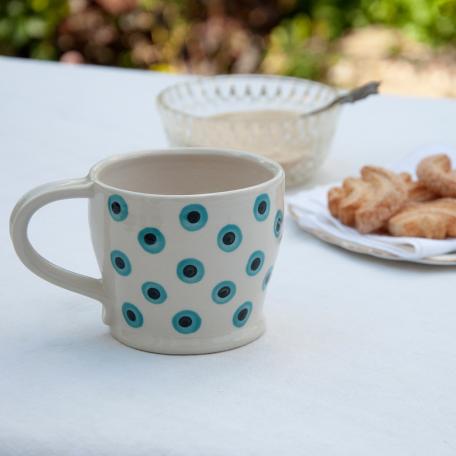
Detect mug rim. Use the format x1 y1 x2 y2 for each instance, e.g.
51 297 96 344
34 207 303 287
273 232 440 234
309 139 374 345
89 147 284 199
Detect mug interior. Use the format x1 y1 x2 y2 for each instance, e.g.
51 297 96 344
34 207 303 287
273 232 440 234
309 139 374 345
93 150 281 196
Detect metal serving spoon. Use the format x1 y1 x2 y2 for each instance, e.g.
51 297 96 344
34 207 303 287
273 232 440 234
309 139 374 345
301 81 381 117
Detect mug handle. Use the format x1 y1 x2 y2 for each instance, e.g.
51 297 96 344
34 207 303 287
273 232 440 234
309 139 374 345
10 177 104 303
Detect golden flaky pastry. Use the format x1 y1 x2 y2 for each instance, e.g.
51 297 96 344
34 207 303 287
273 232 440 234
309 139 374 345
400 172 439 203
416 154 456 197
388 198 456 239
328 166 408 233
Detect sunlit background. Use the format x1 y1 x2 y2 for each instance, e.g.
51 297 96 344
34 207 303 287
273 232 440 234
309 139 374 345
1 0 455 97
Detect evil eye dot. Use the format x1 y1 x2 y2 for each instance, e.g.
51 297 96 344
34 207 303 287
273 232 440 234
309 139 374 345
110 250 131 276
122 302 143 328
246 250 265 276
217 224 243 252
212 280 237 304
233 301 253 328
108 194 128 221
177 258 205 283
179 204 208 231
141 281 167 304
138 227 165 254
253 193 270 221
262 267 273 290
172 310 202 334
274 210 284 238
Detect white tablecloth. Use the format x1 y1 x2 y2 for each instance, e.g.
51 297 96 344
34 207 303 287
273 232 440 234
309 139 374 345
1 57 456 455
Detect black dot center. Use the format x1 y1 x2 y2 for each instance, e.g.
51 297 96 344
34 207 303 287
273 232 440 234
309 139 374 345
111 201 121 214
276 219 282 232
183 265 197 278
258 201 267 215
126 309 136 321
147 288 161 300
218 286 231 298
179 316 193 327
144 233 157 245
251 257 261 271
238 308 248 321
187 211 201 224
222 232 236 245
115 257 125 269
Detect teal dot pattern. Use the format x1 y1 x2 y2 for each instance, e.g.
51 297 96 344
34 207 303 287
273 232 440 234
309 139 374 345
122 302 143 328
179 204 208 231
262 267 273 291
253 193 270 221
176 258 205 284
107 192 281 333
111 250 132 276
246 250 265 276
142 281 167 304
138 227 166 254
274 210 284 239
108 194 128 222
217 224 243 252
172 310 202 334
212 280 237 304
233 302 253 328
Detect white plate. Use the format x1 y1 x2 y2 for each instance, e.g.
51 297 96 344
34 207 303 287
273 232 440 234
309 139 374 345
289 206 456 266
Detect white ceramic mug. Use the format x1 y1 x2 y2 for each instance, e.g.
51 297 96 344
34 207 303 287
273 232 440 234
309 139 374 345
10 149 284 354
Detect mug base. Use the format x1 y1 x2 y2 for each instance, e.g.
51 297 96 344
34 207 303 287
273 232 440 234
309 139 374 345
110 320 265 355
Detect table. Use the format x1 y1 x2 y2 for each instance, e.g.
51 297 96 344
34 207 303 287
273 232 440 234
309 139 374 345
1 57 456 455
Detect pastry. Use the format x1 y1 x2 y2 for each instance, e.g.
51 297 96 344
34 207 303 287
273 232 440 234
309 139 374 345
416 154 456 197
388 198 456 239
328 166 408 233
400 172 439 202
328 178 369 226
327 155 456 238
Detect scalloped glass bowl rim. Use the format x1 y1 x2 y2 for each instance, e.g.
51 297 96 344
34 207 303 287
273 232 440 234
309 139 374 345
156 74 341 120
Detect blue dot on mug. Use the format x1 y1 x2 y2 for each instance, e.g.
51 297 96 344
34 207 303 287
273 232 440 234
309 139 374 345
141 281 167 304
138 227 165 254
246 250 265 276
122 302 143 328
233 301 253 328
177 258 205 283
110 250 132 276
217 224 243 252
212 280 236 304
108 194 128 222
262 267 273 290
179 204 208 231
172 310 202 334
274 210 284 238
253 193 270 221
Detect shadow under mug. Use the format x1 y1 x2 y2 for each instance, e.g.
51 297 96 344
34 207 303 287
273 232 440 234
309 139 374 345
10 148 285 354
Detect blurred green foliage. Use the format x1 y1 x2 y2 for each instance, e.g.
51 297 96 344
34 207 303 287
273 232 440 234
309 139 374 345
262 0 456 78
0 0 455 80
0 0 68 59
302 0 456 44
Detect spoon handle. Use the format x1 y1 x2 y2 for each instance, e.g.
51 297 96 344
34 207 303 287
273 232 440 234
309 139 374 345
301 81 381 117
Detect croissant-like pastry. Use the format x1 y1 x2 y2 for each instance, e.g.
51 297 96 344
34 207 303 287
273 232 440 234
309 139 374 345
416 154 456 197
328 166 407 233
388 198 456 239
400 172 439 202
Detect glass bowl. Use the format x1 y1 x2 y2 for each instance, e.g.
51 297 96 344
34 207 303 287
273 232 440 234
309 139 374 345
156 75 341 187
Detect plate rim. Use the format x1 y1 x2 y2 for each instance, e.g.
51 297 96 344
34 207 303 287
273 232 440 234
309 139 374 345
288 206 456 266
